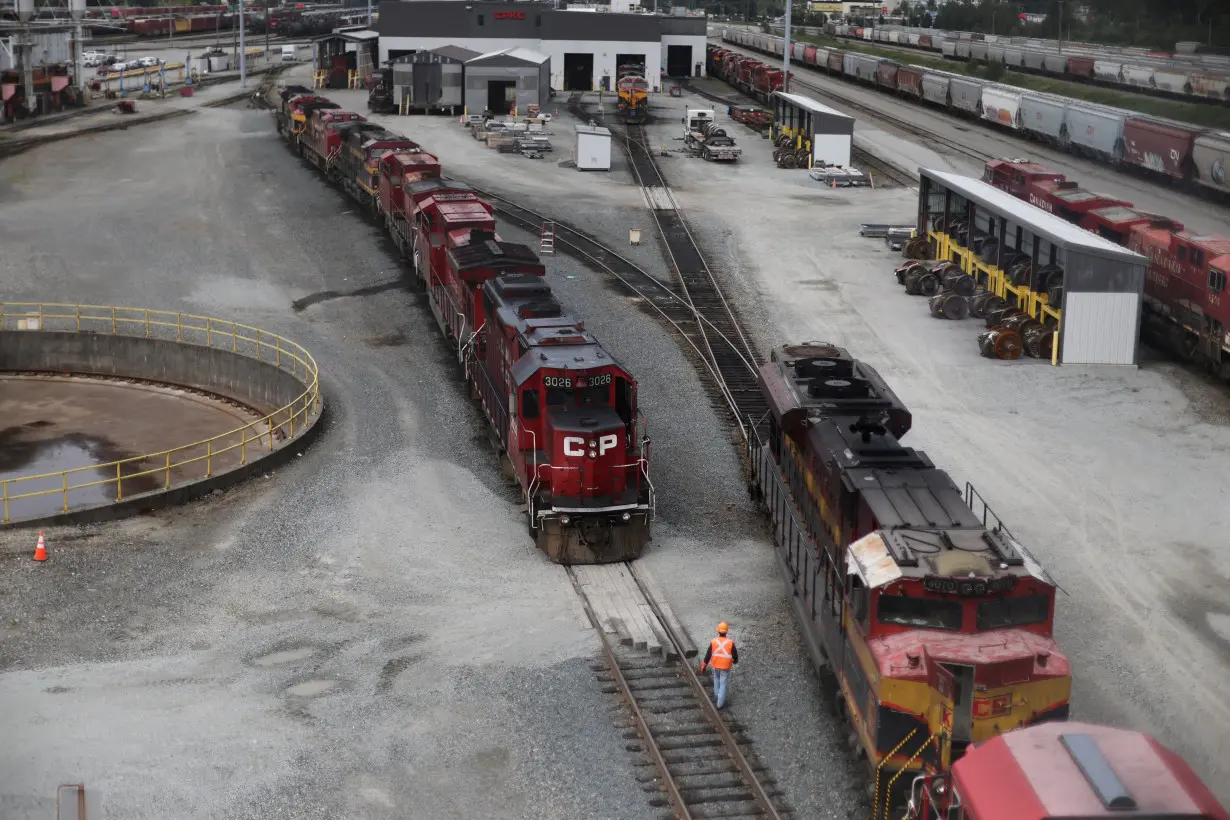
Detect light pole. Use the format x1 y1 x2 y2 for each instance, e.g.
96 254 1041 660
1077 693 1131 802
1056 0 1064 54
782 0 792 92
239 0 247 88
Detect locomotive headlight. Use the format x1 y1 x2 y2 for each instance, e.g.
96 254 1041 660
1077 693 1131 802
588 440 597 448
621 512 631 522
560 515 571 525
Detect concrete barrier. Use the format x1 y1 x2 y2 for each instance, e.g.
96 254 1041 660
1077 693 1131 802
0 327 323 528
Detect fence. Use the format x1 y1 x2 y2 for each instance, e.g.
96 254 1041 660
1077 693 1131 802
0 302 320 524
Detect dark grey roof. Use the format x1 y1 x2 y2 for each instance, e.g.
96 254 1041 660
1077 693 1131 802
433 45 482 61
510 340 614 387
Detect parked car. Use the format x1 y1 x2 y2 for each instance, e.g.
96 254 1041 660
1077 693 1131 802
137 56 162 68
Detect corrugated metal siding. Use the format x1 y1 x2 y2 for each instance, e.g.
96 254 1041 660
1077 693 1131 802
1060 292 1140 365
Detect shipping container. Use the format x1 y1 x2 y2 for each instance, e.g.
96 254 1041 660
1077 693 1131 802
1093 60 1123 83
980 84 1021 128
1042 53 1068 74
1153 67 1191 94
920 70 951 106
897 65 924 98
949 76 983 113
876 60 899 89
1066 56 1095 78
1122 117 1198 179
1019 91 1067 143
1193 131 1230 195
1121 64 1155 88
1066 103 1126 161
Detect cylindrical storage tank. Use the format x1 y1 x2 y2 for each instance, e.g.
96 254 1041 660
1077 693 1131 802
949 76 983 114
1122 63 1155 88
1066 56 1095 78
1122 117 1198 179
897 65 924 97
921 70 951 106
1020 91 1067 143
1193 131 1230 196
1094 60 1123 82
980 84 1021 128
877 60 899 89
1065 103 1127 161
1042 53 1067 74
1153 68 1190 94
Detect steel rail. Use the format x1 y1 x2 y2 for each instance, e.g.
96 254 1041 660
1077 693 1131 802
627 562 784 820
472 188 761 441
566 567 694 820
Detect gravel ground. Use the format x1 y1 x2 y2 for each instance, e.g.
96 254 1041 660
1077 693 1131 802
0 102 647 820
0 73 858 820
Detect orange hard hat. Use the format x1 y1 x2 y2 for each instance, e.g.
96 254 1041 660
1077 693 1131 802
717 622 728 634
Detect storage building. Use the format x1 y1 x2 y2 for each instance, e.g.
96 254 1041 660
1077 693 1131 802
771 90 854 168
918 168 1147 366
313 29 380 89
575 124 612 171
390 45 478 113
464 47 549 115
375 0 707 91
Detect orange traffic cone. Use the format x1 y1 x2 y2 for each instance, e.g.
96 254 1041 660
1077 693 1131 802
33 531 47 562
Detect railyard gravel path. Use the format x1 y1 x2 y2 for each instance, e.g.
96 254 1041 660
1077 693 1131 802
0 81 859 818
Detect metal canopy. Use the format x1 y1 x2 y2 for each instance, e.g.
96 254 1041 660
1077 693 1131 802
920 168 1147 264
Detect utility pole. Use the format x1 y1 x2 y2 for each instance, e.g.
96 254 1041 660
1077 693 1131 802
782 0 791 92
1056 0 1064 54
239 0 247 88
265 3 270 56
367 0 373 27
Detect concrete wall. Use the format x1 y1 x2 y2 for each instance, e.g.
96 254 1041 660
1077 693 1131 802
0 331 324 528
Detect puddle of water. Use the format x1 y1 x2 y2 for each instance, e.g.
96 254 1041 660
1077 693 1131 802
0 424 158 519
285 679 339 697
253 647 318 667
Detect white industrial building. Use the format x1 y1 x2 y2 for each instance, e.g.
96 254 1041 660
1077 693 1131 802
375 0 708 92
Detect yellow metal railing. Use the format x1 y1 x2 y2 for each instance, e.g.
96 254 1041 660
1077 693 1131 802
0 302 320 524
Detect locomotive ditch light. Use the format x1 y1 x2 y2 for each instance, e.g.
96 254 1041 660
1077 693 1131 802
621 512 631 522
560 515 571 525
588 451 596 459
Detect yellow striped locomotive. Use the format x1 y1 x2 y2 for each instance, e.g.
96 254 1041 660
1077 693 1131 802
615 63 650 124
747 343 1070 806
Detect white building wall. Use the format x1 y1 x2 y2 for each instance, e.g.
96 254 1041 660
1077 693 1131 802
378 35 664 91
660 33 707 77
1059 291 1140 365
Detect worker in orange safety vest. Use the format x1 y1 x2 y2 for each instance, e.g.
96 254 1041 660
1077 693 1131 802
698 622 738 709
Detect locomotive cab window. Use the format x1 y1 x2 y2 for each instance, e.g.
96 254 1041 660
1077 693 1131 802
1209 268 1227 293
848 575 869 627
521 388 540 419
976 594 1049 630
878 594 963 630
615 377 632 425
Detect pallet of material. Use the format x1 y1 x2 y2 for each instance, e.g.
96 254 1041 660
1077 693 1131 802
487 135 516 149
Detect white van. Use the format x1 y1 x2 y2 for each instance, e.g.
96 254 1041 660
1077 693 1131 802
281 45 296 62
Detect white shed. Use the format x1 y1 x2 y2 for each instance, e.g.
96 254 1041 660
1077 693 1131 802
575 125 612 171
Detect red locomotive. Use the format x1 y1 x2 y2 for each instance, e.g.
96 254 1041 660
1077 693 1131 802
275 87 654 562
906 721 1228 820
985 158 1230 380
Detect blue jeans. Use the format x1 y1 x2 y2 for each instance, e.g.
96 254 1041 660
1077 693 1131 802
711 668 731 709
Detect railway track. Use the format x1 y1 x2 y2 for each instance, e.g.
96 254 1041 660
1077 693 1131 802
570 563 786 820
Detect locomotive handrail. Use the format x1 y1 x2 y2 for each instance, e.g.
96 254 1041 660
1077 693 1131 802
0 301 319 524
